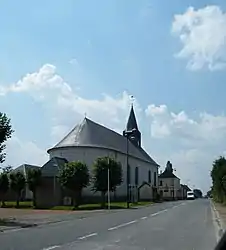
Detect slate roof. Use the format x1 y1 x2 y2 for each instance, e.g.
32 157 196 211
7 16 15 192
159 169 179 179
181 184 191 191
47 118 159 166
41 157 68 177
13 164 40 178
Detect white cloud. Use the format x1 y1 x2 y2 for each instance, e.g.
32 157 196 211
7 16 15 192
146 104 226 146
4 135 48 167
146 104 226 191
0 64 138 144
172 5 226 71
2 63 225 192
69 58 79 65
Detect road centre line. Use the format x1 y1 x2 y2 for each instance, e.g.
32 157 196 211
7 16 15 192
109 207 173 231
42 205 181 249
108 220 137 231
42 246 60 250
78 232 98 240
151 209 168 217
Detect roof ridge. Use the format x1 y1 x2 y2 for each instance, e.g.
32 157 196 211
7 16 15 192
48 117 158 165
85 118 123 138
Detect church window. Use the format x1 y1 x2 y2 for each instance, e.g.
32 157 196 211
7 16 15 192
135 167 139 186
154 172 157 186
127 164 131 185
148 170 151 183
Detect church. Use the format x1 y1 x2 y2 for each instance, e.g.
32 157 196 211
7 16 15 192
36 106 159 207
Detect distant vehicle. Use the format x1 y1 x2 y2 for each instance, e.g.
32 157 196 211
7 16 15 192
187 191 195 200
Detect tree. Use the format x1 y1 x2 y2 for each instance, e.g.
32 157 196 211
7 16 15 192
211 156 226 203
59 161 89 209
10 172 26 208
92 156 123 208
0 165 13 174
207 189 212 198
0 113 14 163
27 169 42 208
193 189 203 198
0 172 9 207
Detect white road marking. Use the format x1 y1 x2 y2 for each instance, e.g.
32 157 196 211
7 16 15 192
2 228 24 233
78 232 97 240
141 216 147 220
151 209 168 217
42 246 60 250
108 220 137 231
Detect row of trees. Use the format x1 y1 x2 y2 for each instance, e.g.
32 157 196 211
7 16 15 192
0 157 123 209
211 156 226 203
0 167 42 208
59 157 123 208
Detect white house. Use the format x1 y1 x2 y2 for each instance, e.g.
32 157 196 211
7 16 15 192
37 106 159 207
158 161 183 200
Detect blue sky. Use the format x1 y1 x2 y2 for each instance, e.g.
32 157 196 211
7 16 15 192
1 0 226 192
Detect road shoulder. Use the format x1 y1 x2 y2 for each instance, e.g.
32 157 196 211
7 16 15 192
210 199 226 241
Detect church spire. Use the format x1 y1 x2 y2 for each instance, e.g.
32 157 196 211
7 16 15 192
123 104 141 147
126 104 139 131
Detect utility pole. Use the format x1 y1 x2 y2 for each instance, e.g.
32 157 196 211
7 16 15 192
107 157 110 210
124 128 136 208
126 136 129 209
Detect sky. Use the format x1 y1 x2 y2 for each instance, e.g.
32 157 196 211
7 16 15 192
1 0 226 193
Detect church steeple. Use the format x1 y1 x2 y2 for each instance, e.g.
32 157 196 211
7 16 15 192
126 105 138 131
123 104 141 147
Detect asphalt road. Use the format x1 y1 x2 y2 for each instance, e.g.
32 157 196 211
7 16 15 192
0 199 217 250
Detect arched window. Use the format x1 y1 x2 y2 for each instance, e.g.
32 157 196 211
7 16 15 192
148 170 151 183
127 164 131 185
135 167 139 186
154 172 157 186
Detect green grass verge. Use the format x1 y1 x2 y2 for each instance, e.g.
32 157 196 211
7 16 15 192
1 201 153 210
2 201 33 209
51 201 153 211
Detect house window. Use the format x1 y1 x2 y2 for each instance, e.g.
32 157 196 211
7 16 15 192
135 167 139 186
148 170 151 183
154 172 157 186
159 180 163 186
171 179 174 186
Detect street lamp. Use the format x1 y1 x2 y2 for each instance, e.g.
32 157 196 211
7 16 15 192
107 157 110 210
124 128 137 209
173 168 176 200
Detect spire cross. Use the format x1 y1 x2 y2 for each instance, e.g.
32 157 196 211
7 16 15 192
84 112 87 118
130 95 135 106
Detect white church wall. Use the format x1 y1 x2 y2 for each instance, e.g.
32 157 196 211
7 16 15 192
49 146 158 199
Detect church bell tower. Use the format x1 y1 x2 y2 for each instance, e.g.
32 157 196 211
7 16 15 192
123 105 141 147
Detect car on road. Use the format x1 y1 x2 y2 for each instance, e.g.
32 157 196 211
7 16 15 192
187 191 195 200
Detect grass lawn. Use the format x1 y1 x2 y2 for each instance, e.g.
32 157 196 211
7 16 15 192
2 201 33 209
1 201 153 211
52 201 153 211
